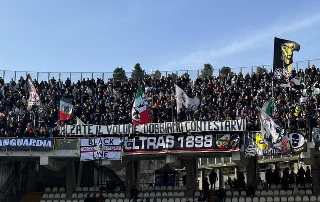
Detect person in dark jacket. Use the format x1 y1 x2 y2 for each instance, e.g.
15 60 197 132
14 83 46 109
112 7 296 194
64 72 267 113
209 170 218 190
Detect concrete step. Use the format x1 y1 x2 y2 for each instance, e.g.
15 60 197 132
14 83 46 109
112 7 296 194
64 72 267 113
22 192 43 202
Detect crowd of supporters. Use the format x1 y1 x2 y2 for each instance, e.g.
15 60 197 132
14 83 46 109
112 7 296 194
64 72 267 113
0 65 319 138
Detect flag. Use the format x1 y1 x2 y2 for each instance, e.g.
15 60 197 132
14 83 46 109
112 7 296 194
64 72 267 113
262 99 275 115
27 75 41 110
131 88 153 125
0 113 5 119
273 37 300 81
259 108 288 153
76 116 85 125
175 85 200 114
59 99 73 121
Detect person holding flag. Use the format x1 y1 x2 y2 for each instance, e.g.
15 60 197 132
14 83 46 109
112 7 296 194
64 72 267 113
59 98 73 121
131 88 153 125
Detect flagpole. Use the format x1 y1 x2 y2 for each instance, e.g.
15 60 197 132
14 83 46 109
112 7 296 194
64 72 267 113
171 95 174 122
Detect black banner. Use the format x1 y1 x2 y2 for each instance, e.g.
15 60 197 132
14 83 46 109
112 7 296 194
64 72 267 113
273 37 300 81
123 134 240 155
0 138 54 151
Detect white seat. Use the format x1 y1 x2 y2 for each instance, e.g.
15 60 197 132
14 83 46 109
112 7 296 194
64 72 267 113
150 192 155 197
168 198 174 202
162 192 168 197
59 187 66 192
261 190 267 196
54 193 60 198
89 187 95 192
194 191 200 197
298 184 304 189
180 198 186 202
75 187 82 192
267 197 273 202
225 199 231 202
43 194 49 199
306 189 312 195
286 190 292 196
178 192 185 197
102 193 107 197
52 187 59 192
124 199 129 202
111 199 117 202
114 193 120 198
47 200 53 202
226 191 232 196
148 186 155 191
280 196 287 202
252 197 259 202
173 192 179 197
255 191 260 196
95 187 100 191
48 193 55 198
270 184 276 189
60 200 66 202
72 193 77 198
175 198 180 202
233 191 239 196
277 184 282 189
156 192 161 197
143 193 149 197
274 190 279 195
274 197 280 202
302 196 309 201
72 200 78 202
267 190 273 196
305 183 311 189
300 190 306 195
79 200 84 202
295 196 302 201
280 190 286 196
45 187 51 192
77 193 83 198
163 199 168 202
108 193 114 198
167 186 173 190
225 185 231 189
257 185 263 190
156 199 161 202
119 193 125 198
40 200 46 202
287 196 294 202
161 186 167 191
245 197 252 202
118 199 124 202
141 187 148 191
310 196 316 201
239 197 245 202
82 187 88 192
105 199 111 202
232 197 238 202
260 197 266 202
155 186 161 191
240 191 246 196
66 200 72 202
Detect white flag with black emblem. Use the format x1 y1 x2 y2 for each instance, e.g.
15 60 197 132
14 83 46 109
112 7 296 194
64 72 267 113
175 85 200 114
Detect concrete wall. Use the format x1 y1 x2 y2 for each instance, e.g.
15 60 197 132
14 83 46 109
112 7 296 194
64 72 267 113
0 162 13 188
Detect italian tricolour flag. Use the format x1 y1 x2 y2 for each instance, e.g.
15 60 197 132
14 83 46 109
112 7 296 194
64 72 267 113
131 88 153 125
59 99 73 121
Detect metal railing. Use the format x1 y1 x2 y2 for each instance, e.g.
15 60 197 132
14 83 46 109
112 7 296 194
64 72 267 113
1 59 319 83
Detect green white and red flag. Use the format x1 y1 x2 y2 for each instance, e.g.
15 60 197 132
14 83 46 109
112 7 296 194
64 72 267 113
131 88 153 125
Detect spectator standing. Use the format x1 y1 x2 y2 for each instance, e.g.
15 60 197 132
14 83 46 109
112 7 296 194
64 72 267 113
209 170 218 190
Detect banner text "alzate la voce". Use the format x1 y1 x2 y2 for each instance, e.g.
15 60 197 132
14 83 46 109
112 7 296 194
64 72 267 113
60 119 246 135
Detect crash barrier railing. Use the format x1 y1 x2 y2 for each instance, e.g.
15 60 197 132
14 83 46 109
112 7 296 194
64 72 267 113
0 59 319 83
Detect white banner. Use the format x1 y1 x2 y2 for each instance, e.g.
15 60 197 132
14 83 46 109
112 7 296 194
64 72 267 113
80 138 122 161
60 119 246 136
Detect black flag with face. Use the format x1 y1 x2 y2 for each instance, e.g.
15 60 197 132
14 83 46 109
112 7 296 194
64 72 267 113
273 37 300 81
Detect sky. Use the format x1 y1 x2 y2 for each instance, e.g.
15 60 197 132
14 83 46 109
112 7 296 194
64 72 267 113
1 0 320 78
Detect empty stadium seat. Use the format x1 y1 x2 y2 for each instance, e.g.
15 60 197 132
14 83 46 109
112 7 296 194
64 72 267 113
124 199 129 202
83 187 88 192
79 200 84 202
114 193 120 198
302 196 309 201
156 199 161 202
276 184 282 189
52 187 59 192
226 191 232 196
118 199 123 202
77 193 83 198
305 183 311 189
161 186 167 191
48 193 55 198
260 197 266 202
167 186 173 191
287 196 294 202
274 190 279 195
119 193 125 198
225 198 231 202
306 189 312 195
111 199 117 202
89 187 95 192
180 198 186 202
257 185 263 190
54 193 60 198
66 200 72 202
225 185 231 189
270 184 277 189
72 200 78 202
280 196 287 202
310 196 316 201
143 193 149 198
233 191 239 196
150 192 155 197
45 187 51 192
245 197 252 202
279 190 286 195
286 190 292 196
148 186 155 191
61 193 66 199
141 187 148 191
194 191 200 197
274 197 280 202
317 196 320 201
168 198 174 202
43 193 49 199
47 200 53 202
75 187 82 192
240 191 246 196
231 197 238 202
60 200 66 202
266 197 273 202
162 192 168 197
254 191 260 196
173 192 179 197
155 186 161 191
175 198 180 202
72 193 77 198
105 199 110 202
298 184 304 189
252 197 259 202
163 199 168 202
267 190 273 196
239 197 245 202
40 200 46 202
108 193 114 198
300 189 306 195
156 192 161 197
59 187 66 192
178 192 185 197
260 190 267 196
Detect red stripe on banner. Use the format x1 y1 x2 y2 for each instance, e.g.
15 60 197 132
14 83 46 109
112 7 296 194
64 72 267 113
124 148 239 154
59 111 71 121
81 150 122 153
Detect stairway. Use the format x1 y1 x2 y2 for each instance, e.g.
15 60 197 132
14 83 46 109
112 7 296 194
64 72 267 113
209 190 217 202
95 163 124 188
22 192 43 202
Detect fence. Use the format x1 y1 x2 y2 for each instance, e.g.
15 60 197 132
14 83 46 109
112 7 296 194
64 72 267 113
0 59 319 83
